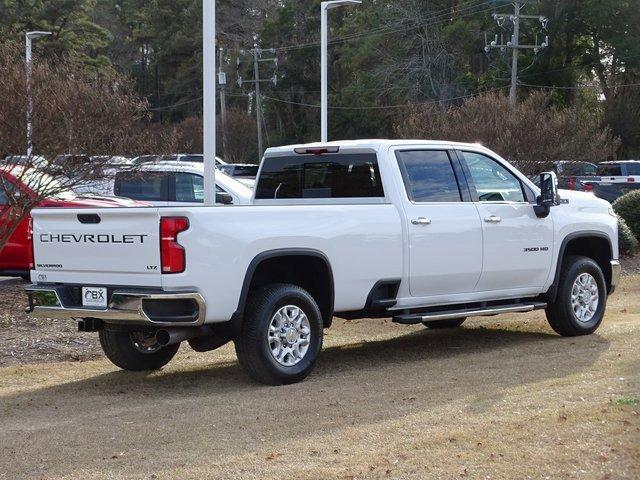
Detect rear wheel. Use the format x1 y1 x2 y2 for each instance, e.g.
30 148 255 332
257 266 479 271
422 318 466 329
546 255 607 337
235 284 324 385
99 329 179 371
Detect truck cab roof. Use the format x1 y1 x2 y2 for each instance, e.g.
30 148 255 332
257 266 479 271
265 139 487 156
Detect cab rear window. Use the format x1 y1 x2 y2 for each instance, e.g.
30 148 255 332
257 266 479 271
255 153 384 199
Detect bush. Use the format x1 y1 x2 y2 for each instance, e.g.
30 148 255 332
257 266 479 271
618 216 639 256
613 190 640 240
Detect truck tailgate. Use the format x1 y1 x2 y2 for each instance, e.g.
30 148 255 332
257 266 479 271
31 208 163 287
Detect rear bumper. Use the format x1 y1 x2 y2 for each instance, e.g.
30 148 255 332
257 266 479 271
610 260 621 294
25 284 206 327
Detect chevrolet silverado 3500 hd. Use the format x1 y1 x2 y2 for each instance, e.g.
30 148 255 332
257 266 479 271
26 140 621 385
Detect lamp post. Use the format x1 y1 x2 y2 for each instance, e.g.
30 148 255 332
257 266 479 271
320 0 361 143
25 31 52 158
202 0 216 206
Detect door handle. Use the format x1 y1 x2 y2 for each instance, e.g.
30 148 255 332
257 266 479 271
412 217 432 226
484 215 502 224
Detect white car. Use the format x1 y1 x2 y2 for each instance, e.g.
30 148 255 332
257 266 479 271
27 140 620 385
135 154 258 189
74 160 253 206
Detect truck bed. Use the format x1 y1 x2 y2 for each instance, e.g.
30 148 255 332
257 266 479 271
31 204 403 322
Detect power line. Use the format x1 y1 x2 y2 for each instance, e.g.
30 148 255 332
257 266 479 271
262 85 510 110
519 81 640 90
484 1 549 105
273 0 497 53
149 96 202 111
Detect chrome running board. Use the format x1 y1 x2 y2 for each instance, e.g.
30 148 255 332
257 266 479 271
393 302 547 325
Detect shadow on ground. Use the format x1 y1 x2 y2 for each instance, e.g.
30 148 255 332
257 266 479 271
2 323 608 404
0 322 612 479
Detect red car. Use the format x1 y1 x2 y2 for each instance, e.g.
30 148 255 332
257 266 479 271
0 168 143 278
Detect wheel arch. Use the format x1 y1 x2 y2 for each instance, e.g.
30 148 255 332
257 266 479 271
230 249 335 331
547 231 614 301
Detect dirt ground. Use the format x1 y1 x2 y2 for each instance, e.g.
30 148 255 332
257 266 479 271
0 276 639 479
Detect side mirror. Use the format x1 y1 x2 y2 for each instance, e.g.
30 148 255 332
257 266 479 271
216 192 233 205
534 171 559 218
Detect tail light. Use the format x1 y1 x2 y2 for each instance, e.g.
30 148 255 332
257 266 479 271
568 176 575 190
160 217 189 274
27 217 34 270
628 177 635 183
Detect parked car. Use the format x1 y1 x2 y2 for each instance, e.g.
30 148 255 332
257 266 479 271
531 161 598 191
584 161 640 202
136 154 258 188
26 140 620 385
74 160 253 205
3 155 49 170
0 168 142 278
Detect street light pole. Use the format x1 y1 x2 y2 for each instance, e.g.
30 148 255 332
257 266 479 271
320 0 361 143
203 0 216 206
25 31 51 158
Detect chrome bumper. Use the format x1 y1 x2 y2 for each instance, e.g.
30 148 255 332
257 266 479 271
610 260 621 294
25 285 206 327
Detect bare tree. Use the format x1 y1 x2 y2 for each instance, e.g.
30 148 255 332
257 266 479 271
0 41 176 251
395 91 620 173
169 109 259 163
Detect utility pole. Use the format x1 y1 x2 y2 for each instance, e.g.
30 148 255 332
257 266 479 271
237 46 277 162
485 2 549 106
218 47 228 156
252 48 263 160
509 1 520 106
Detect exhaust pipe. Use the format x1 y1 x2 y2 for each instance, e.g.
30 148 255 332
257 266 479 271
156 326 216 347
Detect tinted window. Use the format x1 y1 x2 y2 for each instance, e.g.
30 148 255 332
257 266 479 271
626 163 640 175
179 155 203 163
0 177 19 205
175 173 205 202
560 162 597 176
255 153 384 199
115 172 166 201
462 152 525 202
598 164 622 176
396 150 461 203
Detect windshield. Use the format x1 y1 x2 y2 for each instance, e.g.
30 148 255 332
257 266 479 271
561 162 597 176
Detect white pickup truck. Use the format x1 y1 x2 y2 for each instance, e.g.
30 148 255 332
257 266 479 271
26 140 621 385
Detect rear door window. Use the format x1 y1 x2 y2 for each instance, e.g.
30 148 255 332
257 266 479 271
396 150 462 203
255 153 384 199
114 172 168 201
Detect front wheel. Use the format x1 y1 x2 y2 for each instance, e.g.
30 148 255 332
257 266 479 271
546 255 607 337
99 329 179 371
235 284 324 385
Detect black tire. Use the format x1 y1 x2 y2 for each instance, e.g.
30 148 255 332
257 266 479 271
422 318 466 329
546 255 607 337
98 329 179 371
235 283 324 385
